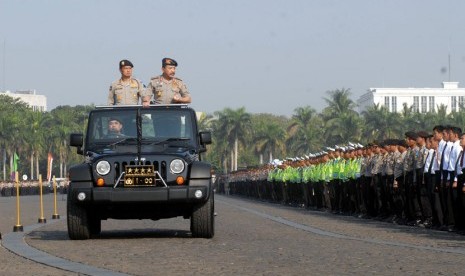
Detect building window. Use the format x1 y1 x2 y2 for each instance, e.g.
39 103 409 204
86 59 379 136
391 96 397 112
452 96 457 112
459 96 465 111
421 96 427 113
384 96 390 111
413 96 419 112
429 96 435 112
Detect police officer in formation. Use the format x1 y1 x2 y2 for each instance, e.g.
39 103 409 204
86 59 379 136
108 58 191 106
226 125 465 233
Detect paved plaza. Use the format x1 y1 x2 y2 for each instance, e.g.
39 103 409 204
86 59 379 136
1 194 465 275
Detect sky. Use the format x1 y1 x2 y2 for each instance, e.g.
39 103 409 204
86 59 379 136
1 0 465 117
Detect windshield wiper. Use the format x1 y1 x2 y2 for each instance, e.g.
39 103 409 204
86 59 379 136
107 137 138 147
152 137 191 145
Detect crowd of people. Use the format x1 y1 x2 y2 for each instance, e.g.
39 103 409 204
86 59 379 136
221 125 465 234
0 181 68 197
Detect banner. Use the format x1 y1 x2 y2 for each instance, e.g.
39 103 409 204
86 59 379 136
47 152 53 182
13 152 19 171
10 152 19 180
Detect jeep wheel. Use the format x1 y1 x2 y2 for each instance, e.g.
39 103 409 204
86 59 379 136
191 192 214 238
67 194 91 240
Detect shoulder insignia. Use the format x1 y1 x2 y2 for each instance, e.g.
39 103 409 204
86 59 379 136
109 85 112 91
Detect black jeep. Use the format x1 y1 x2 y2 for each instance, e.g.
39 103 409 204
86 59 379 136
67 105 214 239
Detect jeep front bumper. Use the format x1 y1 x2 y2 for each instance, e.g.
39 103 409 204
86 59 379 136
69 185 210 204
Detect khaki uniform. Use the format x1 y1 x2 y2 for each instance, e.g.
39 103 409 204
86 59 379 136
147 75 190 104
108 78 149 105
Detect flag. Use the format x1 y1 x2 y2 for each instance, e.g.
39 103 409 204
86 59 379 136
47 152 53 182
13 152 19 172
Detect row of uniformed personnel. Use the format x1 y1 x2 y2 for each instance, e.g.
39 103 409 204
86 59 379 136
0 181 67 196
225 125 465 233
107 58 192 106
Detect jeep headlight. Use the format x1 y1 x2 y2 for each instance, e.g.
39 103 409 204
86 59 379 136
96 160 111 176
170 159 185 174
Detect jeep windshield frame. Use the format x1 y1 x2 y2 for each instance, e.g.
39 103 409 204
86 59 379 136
84 106 198 154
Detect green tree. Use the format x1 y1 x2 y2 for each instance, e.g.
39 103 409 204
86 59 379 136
24 110 49 180
46 106 81 178
214 107 251 171
321 88 359 145
0 95 30 180
362 104 403 142
255 120 286 163
286 106 324 156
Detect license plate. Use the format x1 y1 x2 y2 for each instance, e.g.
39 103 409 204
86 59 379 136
124 165 156 186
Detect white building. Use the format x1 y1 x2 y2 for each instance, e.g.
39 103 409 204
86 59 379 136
357 82 465 115
0 90 47 111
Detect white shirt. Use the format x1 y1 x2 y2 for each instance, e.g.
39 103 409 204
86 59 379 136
438 139 446 165
441 141 453 170
431 149 440 173
455 149 465 177
448 140 461 172
424 149 435 174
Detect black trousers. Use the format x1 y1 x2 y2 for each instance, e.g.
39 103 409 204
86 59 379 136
454 173 465 230
422 172 434 220
442 171 456 226
362 176 372 216
385 175 395 216
404 171 415 220
393 176 405 219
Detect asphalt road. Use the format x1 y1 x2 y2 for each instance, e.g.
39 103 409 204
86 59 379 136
2 193 465 275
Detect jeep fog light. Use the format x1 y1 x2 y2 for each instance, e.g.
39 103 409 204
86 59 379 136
176 176 184 185
96 160 111 175
194 190 203 198
97 178 105 186
170 159 185 174
77 192 86 201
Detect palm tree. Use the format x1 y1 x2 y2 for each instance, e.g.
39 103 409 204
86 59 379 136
322 88 358 120
255 121 286 163
286 106 324 155
197 112 215 131
47 106 81 178
0 95 30 180
362 104 403 142
321 88 360 145
287 106 316 135
214 107 251 171
325 112 363 145
24 110 49 180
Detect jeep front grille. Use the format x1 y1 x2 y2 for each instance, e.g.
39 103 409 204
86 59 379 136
113 160 167 182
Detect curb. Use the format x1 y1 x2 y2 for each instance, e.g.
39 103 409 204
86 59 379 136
1 219 130 276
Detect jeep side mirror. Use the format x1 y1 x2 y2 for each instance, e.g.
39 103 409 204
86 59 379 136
199 131 212 145
70 133 84 155
70 133 83 147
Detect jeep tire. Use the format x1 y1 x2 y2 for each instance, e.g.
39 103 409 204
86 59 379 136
67 192 91 240
190 192 214 238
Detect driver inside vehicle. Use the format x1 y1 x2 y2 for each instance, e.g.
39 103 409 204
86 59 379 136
105 117 126 138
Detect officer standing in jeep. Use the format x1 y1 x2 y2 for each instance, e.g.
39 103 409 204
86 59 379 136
146 58 192 104
108 59 151 106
